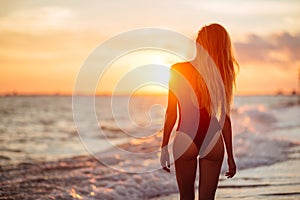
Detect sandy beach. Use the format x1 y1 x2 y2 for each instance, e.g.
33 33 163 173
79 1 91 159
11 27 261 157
0 134 177 200
1 135 299 200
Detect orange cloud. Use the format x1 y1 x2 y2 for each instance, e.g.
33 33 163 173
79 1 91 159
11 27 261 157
233 32 300 94
235 32 300 65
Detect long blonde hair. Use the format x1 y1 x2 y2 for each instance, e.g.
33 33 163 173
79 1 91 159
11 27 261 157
193 23 239 116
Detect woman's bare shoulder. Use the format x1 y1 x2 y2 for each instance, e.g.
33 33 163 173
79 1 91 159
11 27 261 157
171 62 192 71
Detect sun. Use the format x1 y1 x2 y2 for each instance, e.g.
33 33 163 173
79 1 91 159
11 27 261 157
96 49 185 95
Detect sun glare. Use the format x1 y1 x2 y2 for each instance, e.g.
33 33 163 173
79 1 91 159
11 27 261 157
96 49 185 95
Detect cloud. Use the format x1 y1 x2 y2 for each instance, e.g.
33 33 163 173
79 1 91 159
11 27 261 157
234 32 300 67
275 32 300 60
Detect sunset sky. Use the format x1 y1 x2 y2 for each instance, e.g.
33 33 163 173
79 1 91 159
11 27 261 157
0 0 299 95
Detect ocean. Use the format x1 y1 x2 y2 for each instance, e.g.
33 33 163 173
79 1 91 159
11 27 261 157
0 95 299 199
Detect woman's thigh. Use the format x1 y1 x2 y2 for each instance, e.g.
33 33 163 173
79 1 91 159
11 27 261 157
173 132 199 161
198 136 224 199
173 132 199 199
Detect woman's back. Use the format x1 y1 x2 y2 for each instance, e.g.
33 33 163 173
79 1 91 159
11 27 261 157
169 62 219 152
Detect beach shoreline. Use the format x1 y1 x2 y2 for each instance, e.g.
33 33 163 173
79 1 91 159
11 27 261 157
1 135 299 199
151 143 300 199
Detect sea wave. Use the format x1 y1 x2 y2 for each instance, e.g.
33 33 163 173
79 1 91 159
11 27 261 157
0 95 299 170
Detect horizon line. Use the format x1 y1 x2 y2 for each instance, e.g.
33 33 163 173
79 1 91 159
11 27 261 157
0 91 298 97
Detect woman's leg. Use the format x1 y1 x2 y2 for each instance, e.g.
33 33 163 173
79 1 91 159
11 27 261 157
173 132 199 200
198 136 224 200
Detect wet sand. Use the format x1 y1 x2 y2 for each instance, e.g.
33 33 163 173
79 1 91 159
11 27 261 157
0 135 178 199
1 138 299 199
152 145 300 200
1 156 299 199
0 146 300 200
151 159 300 200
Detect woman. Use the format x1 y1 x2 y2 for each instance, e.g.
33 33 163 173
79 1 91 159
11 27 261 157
160 23 238 200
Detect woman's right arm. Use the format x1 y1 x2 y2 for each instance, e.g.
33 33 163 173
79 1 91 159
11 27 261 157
222 115 236 178
160 66 178 172
161 65 179 148
161 90 177 148
160 89 177 172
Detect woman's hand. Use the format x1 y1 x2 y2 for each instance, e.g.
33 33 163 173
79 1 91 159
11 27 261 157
225 157 236 178
160 147 171 173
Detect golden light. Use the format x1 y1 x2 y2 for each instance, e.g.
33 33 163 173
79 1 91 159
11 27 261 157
96 49 185 95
